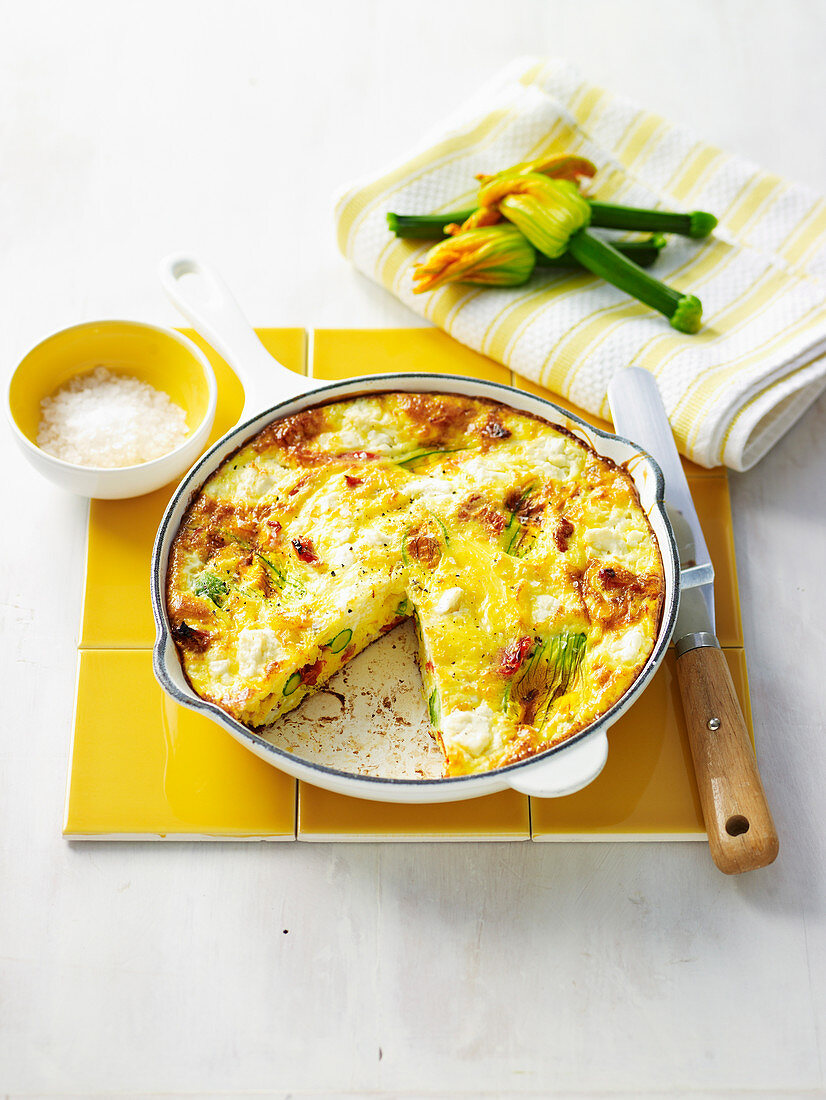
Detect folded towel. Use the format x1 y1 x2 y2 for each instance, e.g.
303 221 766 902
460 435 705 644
335 58 826 469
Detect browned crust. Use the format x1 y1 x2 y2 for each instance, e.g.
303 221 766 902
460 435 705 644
456 492 507 536
579 561 664 632
250 406 325 454
398 393 475 442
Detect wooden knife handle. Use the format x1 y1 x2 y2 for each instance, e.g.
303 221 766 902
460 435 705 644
675 645 779 874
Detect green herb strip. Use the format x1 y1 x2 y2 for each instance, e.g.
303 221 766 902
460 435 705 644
428 688 441 729
396 447 467 468
193 572 229 607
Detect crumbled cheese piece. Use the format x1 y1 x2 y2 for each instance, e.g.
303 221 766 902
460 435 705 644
403 476 452 498
207 657 232 685
531 434 567 459
532 593 561 625
314 491 342 513
433 587 463 615
333 578 371 615
603 625 648 667
236 627 284 680
584 527 630 558
331 544 356 569
521 434 575 474
235 464 278 501
337 428 393 453
459 456 512 483
358 528 388 548
37 366 188 467
441 703 497 757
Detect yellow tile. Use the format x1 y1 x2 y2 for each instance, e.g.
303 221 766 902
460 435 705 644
312 327 512 384
511 373 722 478
80 328 306 649
65 649 297 838
689 477 742 647
530 648 752 839
298 785 530 841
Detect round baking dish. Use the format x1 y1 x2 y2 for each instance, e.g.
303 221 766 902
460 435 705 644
150 256 679 804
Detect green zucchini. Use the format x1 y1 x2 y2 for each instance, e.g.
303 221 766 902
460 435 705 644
283 671 302 697
325 628 353 654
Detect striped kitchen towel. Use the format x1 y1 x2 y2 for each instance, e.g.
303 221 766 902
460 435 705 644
334 57 826 470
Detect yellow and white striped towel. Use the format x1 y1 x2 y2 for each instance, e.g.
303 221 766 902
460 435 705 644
335 57 826 470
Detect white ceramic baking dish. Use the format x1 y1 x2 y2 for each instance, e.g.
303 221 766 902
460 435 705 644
150 256 679 804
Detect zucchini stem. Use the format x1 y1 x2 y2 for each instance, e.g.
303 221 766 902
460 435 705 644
387 211 476 238
588 202 717 238
537 234 665 270
565 229 702 333
388 203 716 240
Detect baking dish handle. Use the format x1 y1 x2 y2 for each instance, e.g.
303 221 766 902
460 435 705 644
507 731 609 799
158 254 313 420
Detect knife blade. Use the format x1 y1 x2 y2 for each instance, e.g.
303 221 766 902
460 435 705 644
607 368 778 875
606 368 715 635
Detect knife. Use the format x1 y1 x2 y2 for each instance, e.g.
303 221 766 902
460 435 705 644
607 368 779 874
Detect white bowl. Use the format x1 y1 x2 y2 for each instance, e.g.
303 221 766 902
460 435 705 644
7 320 217 499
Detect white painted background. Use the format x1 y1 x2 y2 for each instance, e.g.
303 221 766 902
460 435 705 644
1 1 825 1096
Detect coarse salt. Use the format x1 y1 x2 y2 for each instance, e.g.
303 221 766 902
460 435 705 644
37 366 189 467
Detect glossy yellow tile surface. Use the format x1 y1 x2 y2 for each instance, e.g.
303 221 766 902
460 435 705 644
312 327 512 384
65 650 297 838
298 786 529 840
67 326 753 842
530 649 752 838
688 477 742 647
80 329 305 649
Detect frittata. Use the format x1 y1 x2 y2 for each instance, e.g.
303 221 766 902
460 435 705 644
166 393 664 776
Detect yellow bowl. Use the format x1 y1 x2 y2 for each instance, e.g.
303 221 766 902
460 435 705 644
7 320 217 499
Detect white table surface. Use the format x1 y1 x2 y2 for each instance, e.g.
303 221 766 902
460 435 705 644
2 1 825 1096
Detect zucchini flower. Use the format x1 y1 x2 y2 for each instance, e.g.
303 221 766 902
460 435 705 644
454 156 596 233
412 224 536 294
478 152 597 186
477 172 592 259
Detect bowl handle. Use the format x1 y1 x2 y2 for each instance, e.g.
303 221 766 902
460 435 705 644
158 254 313 420
507 731 609 799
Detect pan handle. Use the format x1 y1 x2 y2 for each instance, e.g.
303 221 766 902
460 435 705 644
158 254 313 420
507 731 609 799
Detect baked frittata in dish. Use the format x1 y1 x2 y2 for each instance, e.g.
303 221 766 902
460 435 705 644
166 393 664 776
